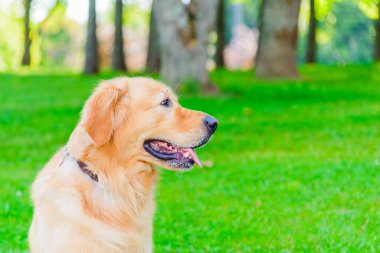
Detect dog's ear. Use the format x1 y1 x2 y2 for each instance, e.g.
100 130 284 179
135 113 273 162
80 80 128 147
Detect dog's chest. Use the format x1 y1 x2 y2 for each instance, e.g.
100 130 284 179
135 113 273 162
32 163 156 253
77 183 155 252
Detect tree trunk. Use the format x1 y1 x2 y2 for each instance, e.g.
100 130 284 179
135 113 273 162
146 0 160 72
305 0 317 63
155 0 219 91
215 0 225 68
112 0 127 71
84 0 99 74
21 0 32 66
375 0 380 61
255 0 301 79
255 0 265 67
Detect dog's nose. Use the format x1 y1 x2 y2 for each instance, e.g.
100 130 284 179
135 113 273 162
204 116 218 134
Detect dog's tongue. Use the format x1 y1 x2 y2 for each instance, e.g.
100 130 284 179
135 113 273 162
184 148 202 168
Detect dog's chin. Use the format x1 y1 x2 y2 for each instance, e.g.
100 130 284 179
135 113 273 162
143 138 208 171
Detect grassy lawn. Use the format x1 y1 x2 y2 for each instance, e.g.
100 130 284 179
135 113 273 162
1 65 380 252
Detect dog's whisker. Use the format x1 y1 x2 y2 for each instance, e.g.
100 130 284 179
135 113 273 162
174 80 181 92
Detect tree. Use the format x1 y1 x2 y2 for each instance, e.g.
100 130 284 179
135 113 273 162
306 0 317 63
84 0 99 74
38 0 65 32
375 0 380 61
146 0 160 72
21 0 32 66
215 0 225 68
155 0 219 91
354 0 380 62
255 0 301 79
112 0 127 71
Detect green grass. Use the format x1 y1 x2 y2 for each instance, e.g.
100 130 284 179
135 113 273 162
1 65 380 252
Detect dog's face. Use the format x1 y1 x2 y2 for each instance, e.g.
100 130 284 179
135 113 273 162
77 77 217 171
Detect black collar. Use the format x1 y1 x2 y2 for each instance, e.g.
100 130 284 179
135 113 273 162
76 160 99 182
61 146 99 182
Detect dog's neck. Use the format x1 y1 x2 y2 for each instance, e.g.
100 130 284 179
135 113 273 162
67 140 158 231
82 158 158 232
62 146 99 182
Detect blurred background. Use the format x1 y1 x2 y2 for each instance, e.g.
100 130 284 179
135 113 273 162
1 0 380 252
2 0 380 74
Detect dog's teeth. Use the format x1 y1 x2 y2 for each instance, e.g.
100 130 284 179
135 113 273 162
184 152 190 157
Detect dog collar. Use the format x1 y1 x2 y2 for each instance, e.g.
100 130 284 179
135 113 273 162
61 146 99 182
76 160 99 182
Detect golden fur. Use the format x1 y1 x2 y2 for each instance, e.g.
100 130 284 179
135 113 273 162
29 77 214 253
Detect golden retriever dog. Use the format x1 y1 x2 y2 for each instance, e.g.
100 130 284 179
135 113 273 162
28 77 217 253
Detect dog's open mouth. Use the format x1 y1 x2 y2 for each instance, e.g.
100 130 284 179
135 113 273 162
144 140 202 169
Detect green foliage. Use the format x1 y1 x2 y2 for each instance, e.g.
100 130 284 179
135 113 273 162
315 0 336 20
320 0 374 64
1 66 380 251
0 0 150 70
243 0 261 29
229 0 249 4
123 2 150 32
106 0 150 32
39 4 72 66
299 0 375 64
358 0 379 19
0 0 68 70
0 8 23 70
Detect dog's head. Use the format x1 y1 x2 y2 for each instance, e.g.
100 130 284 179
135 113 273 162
70 77 217 171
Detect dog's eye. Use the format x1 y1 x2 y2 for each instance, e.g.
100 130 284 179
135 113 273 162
160 98 172 107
